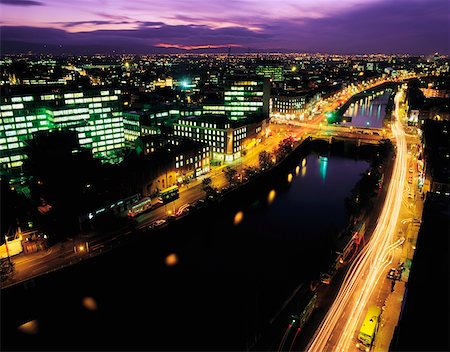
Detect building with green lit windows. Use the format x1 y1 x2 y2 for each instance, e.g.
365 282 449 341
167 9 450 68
1 87 125 181
203 76 270 121
256 65 284 82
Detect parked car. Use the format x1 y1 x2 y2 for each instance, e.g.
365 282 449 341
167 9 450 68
387 268 401 280
148 219 166 229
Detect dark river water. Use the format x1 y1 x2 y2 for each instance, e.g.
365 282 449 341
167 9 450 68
2 142 371 351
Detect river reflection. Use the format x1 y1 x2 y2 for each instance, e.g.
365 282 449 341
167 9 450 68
343 90 392 128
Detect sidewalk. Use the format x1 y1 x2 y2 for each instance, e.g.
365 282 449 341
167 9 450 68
374 280 406 352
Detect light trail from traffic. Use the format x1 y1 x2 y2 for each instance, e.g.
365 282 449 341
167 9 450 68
306 90 408 352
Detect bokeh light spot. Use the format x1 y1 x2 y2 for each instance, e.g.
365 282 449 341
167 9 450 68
165 253 178 266
82 296 98 311
17 320 38 335
233 211 244 225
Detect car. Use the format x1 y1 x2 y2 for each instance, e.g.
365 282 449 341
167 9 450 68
387 268 397 280
408 193 413 199
148 219 166 229
191 199 205 209
408 177 412 184
387 268 401 280
409 167 413 173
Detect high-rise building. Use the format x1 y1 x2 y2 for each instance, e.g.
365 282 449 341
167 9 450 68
256 65 284 82
203 76 270 121
1 87 125 180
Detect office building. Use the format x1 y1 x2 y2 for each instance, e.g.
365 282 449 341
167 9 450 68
203 76 270 121
172 114 267 162
271 93 307 118
1 87 125 180
256 65 284 82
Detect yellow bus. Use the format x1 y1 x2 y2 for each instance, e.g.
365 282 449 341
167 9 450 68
158 185 179 204
356 305 381 351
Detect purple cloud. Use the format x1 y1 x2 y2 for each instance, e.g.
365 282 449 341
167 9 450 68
1 0 448 54
1 0 43 6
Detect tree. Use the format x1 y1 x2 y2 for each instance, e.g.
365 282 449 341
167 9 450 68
224 166 238 184
201 177 212 189
23 130 101 239
259 151 273 170
201 177 217 199
276 137 294 160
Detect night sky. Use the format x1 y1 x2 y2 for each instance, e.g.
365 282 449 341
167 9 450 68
1 0 448 54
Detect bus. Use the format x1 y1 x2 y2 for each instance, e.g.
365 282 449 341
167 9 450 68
128 197 153 217
158 185 179 204
356 306 381 351
295 292 317 331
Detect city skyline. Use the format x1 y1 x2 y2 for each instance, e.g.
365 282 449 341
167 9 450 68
1 0 449 54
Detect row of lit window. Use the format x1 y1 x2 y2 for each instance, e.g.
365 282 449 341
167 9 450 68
228 102 263 107
1 113 48 122
225 96 244 101
3 121 35 130
205 106 259 112
224 91 245 96
54 114 90 123
231 81 258 86
92 142 124 153
91 128 123 136
94 117 123 125
177 125 225 135
1 103 24 111
0 160 23 168
274 101 304 106
124 119 140 126
4 127 43 137
53 108 89 116
124 130 140 136
141 128 158 135
64 92 84 99
211 146 224 153
176 128 225 140
64 95 118 105
41 94 56 101
176 157 208 169
92 137 124 146
0 154 25 163
11 96 34 103
180 111 202 116
2 141 24 150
